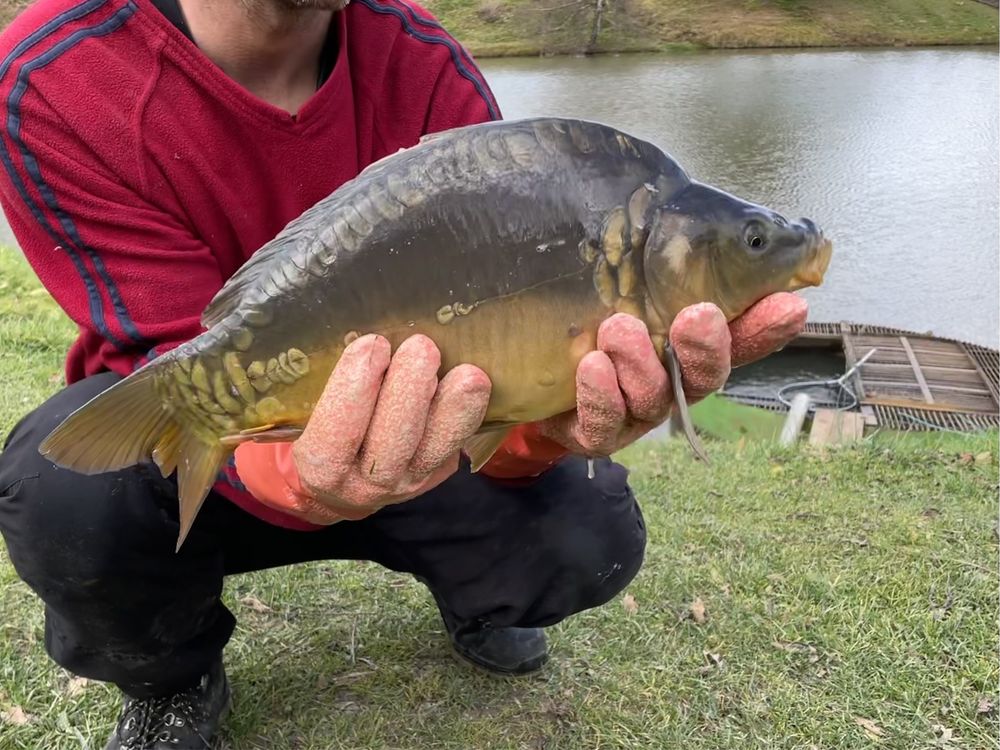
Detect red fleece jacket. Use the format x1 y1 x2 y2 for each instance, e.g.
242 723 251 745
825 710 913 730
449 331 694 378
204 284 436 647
0 0 567 530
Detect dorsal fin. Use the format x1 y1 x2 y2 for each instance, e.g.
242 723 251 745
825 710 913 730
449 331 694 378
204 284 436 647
200 147 423 330
200 217 318 329
201 239 283 328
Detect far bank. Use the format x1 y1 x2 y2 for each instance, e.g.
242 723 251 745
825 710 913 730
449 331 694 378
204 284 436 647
423 0 998 58
0 1 996 54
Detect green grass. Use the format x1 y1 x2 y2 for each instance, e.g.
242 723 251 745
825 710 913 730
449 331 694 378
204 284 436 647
0 249 75 438
422 0 998 56
1 245 998 749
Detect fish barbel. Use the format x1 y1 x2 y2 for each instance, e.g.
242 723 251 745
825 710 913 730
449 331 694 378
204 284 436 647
39 117 833 549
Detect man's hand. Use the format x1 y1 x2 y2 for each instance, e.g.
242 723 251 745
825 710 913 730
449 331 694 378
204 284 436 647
534 292 808 456
244 292 805 520
289 334 491 522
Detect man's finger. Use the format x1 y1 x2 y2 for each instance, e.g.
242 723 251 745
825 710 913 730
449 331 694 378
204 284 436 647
338 452 462 517
409 364 492 476
294 334 391 486
597 313 671 423
669 302 732 403
729 293 807 367
569 350 627 454
357 334 441 486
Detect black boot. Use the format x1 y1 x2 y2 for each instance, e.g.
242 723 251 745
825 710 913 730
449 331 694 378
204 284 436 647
424 584 548 676
104 657 231 750
446 617 549 676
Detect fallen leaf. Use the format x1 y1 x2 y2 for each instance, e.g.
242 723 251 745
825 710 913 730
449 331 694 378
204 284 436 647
239 595 272 613
773 640 819 662
1 705 32 726
975 451 992 465
976 696 996 715
687 597 707 624
333 689 363 714
958 452 974 465
65 677 90 697
622 593 638 615
932 724 956 746
697 650 725 676
930 588 954 621
854 716 884 740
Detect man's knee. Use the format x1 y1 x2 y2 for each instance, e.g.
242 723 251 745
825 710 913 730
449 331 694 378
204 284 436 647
0 374 172 591
483 456 646 628
544 456 646 608
348 453 647 630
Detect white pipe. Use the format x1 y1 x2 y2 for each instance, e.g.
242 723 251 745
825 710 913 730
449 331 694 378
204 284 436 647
779 393 812 446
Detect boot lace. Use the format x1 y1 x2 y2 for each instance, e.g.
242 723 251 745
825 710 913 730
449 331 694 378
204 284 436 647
113 679 210 749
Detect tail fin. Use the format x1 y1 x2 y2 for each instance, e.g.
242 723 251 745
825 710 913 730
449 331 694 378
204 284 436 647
38 370 227 551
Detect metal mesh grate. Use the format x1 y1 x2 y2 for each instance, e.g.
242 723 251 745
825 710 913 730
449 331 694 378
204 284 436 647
802 322 843 337
848 323 914 337
966 344 1000 403
720 393 789 412
871 405 999 432
805 321 989 349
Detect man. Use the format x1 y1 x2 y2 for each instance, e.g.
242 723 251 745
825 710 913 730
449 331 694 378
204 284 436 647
0 0 806 747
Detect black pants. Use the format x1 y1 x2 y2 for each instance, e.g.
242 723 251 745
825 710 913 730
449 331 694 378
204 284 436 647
0 373 645 699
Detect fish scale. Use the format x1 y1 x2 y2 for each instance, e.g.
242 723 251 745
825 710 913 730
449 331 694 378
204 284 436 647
38 117 833 551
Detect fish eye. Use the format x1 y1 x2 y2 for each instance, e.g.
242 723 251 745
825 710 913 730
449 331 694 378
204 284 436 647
743 221 768 251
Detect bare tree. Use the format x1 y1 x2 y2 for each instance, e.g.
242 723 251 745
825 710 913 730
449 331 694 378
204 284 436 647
587 0 607 53
523 0 614 55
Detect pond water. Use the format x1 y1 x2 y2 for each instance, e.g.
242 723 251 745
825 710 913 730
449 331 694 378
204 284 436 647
479 47 999 350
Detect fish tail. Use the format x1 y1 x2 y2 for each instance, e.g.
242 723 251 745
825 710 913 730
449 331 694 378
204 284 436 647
38 370 227 551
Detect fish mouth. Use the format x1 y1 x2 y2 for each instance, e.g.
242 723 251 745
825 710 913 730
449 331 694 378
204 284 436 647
788 237 833 290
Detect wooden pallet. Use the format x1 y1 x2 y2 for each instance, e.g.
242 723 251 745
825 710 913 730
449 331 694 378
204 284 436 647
723 322 999 433
844 332 997 415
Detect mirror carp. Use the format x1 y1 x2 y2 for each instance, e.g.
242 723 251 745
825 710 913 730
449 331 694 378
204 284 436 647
39 117 833 549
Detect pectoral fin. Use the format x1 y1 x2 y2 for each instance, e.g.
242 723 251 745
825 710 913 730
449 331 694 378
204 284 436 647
218 424 305 448
464 428 513 472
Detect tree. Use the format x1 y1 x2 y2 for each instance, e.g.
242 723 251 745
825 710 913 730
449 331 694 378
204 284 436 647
524 0 614 55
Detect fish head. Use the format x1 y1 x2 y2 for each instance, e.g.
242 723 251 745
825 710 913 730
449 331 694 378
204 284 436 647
642 181 833 326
